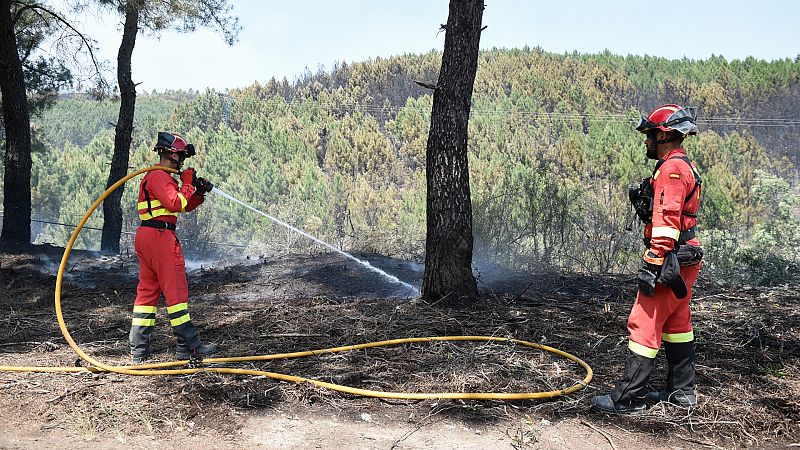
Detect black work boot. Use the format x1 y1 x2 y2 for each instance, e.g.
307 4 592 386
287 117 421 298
129 325 154 364
591 351 655 415
591 394 646 414
130 305 157 363
646 340 697 408
176 341 218 360
173 320 217 360
645 389 697 408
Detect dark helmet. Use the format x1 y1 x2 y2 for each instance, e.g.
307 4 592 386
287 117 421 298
636 104 698 137
154 131 195 157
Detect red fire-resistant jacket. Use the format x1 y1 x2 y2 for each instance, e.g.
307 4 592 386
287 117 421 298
137 166 204 224
644 148 701 257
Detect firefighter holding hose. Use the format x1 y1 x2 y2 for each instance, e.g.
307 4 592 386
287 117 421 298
129 131 216 364
591 104 704 414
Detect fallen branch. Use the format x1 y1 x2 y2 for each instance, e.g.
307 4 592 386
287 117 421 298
677 435 724 449
581 420 618 450
45 382 105 404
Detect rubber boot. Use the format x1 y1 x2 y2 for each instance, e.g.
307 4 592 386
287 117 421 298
591 352 654 414
130 305 157 363
129 325 153 364
173 320 217 360
647 340 696 407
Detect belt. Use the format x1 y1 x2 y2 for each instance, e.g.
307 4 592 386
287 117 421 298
140 219 176 231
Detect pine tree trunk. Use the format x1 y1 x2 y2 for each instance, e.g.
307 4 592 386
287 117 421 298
0 0 32 243
421 0 484 301
100 2 139 253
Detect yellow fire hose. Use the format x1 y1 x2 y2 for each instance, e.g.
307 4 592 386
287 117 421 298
0 166 593 400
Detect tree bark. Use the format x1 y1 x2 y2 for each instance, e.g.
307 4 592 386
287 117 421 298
421 0 484 301
0 0 32 243
101 1 139 253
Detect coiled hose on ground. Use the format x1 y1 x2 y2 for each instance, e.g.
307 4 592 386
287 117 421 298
0 166 593 400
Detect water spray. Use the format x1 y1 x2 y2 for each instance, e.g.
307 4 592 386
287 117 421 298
210 187 420 296
0 166 593 402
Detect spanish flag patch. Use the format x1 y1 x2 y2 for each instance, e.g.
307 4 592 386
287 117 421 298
669 173 681 179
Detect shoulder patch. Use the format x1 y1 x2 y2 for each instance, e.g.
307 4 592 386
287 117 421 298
669 173 681 179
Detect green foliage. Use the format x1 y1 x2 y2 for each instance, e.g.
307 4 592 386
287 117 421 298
734 172 800 285
701 171 800 286
11 1 74 115
22 49 800 286
96 0 240 45
37 94 180 148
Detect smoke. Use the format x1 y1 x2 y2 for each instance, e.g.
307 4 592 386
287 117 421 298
472 256 551 296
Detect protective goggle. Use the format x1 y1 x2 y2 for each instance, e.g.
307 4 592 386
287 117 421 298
157 144 195 158
636 107 698 136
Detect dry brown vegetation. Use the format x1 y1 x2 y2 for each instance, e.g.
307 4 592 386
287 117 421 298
0 244 798 448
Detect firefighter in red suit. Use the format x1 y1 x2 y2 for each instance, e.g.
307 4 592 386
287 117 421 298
130 131 216 364
591 104 704 414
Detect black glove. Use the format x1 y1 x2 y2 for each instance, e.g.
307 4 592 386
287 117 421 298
188 170 201 189
659 251 688 299
638 250 662 297
194 176 214 194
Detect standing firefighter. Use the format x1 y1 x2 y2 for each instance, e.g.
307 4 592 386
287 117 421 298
130 131 216 364
591 104 704 414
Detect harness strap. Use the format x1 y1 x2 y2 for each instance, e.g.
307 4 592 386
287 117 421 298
679 225 697 244
143 180 153 215
653 155 702 215
671 155 702 204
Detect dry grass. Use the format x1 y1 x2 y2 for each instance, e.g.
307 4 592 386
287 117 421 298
0 245 798 447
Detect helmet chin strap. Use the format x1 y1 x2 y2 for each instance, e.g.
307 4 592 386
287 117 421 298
654 134 682 145
646 131 682 159
161 151 183 168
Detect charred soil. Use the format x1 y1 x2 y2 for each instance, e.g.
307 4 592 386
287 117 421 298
0 243 798 449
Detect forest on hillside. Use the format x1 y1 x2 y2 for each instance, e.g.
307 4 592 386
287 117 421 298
13 48 800 286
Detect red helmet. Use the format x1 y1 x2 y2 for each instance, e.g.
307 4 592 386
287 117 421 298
154 131 195 157
636 104 698 136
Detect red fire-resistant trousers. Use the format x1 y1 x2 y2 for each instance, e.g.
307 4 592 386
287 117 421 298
627 262 702 357
134 227 188 308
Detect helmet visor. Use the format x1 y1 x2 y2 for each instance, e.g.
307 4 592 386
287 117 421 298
636 115 656 132
662 107 698 135
636 107 698 135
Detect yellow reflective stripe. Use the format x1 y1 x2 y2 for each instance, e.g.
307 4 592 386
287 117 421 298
139 208 179 220
662 331 694 343
166 302 188 314
628 340 658 358
151 208 178 216
177 193 189 212
170 314 191 327
132 318 155 327
137 199 163 210
133 305 157 314
653 170 661 180
652 226 680 240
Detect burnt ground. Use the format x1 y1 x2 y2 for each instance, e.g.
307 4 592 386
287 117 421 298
0 243 798 449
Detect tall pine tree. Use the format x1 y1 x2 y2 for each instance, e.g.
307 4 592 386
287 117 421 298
422 0 484 300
